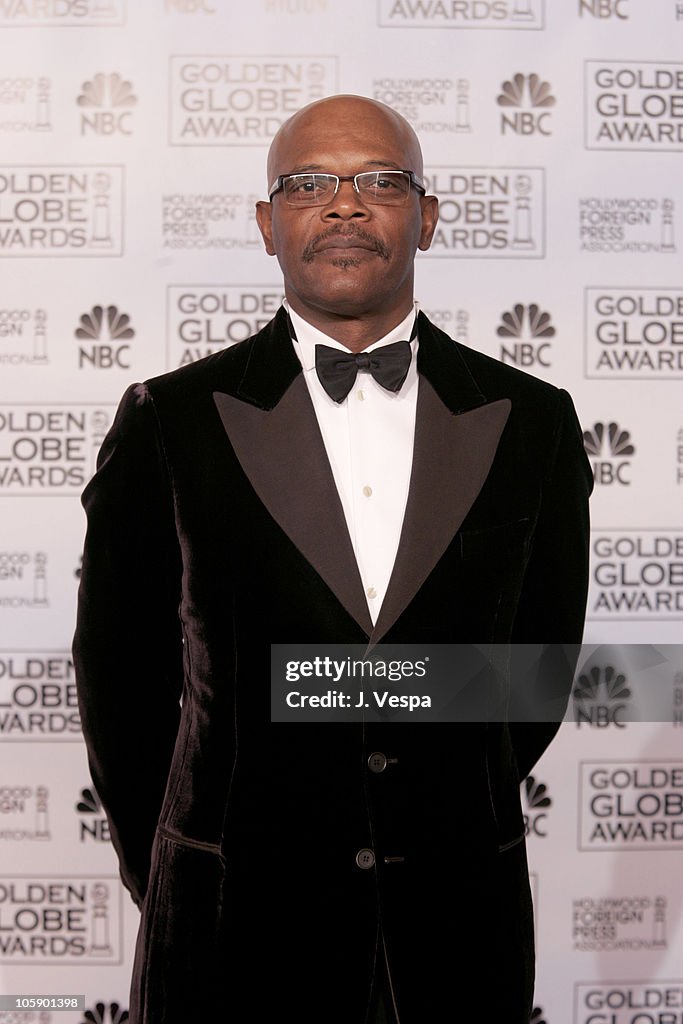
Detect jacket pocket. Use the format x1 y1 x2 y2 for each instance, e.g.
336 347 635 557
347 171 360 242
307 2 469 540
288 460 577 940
130 827 226 1023
456 517 534 639
459 516 531 561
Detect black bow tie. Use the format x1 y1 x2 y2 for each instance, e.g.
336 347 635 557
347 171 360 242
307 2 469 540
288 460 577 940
315 342 412 403
313 319 417 403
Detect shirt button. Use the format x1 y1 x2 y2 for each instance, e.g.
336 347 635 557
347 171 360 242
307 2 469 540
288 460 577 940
362 485 373 497
368 751 388 773
366 586 377 599
357 389 366 401
355 848 375 870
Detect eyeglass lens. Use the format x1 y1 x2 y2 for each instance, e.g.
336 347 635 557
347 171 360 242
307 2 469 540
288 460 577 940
283 171 412 205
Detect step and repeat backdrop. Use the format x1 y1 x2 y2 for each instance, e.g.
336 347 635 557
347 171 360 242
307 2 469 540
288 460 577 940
0 1 682 1022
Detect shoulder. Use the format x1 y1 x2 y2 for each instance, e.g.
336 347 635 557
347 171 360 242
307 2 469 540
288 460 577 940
459 340 560 405
140 307 290 405
142 334 255 402
421 314 569 417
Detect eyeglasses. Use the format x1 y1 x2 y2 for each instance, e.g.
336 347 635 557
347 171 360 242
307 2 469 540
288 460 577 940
268 170 426 207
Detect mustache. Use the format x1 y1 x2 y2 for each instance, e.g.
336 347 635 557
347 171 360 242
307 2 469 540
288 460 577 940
302 227 390 262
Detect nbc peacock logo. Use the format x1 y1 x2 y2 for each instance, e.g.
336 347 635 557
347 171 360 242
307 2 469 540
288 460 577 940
78 73 137 135
497 73 555 135
76 785 110 843
497 303 555 368
583 421 635 486
573 665 631 728
75 305 134 370
80 1002 129 1024
522 775 552 838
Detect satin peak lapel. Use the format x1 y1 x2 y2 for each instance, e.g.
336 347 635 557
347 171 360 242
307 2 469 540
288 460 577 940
213 376 373 637
369 379 511 647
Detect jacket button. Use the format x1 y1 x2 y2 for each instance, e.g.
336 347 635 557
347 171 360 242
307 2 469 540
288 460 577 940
368 751 388 773
355 848 375 870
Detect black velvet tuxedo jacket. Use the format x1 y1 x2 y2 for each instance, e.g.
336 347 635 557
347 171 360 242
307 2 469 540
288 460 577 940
73 308 592 1024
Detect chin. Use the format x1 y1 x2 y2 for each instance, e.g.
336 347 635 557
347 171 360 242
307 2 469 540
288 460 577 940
315 281 381 311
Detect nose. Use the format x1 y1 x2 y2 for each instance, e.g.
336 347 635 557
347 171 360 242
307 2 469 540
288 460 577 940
322 179 370 220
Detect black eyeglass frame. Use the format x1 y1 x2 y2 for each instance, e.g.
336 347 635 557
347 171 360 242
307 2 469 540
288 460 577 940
267 169 427 205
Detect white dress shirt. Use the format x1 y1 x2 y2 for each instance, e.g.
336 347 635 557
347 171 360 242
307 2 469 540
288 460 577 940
286 301 419 626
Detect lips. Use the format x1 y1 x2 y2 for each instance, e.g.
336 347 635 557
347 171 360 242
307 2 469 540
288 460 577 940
302 229 389 263
315 236 377 253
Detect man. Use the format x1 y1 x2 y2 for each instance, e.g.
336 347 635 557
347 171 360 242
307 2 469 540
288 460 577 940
74 95 592 1024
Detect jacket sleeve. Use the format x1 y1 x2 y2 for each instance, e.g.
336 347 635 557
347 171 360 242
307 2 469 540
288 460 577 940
73 382 184 907
508 388 593 780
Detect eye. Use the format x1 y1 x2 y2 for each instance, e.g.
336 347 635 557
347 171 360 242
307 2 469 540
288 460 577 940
359 172 409 199
374 175 401 191
290 179 315 193
288 175 332 195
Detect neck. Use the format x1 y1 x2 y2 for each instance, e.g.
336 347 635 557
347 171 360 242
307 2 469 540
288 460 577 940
285 297 415 353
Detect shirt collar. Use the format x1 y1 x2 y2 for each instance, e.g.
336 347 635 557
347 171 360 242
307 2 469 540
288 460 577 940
285 299 420 373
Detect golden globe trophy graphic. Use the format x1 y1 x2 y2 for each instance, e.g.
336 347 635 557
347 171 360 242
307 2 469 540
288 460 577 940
89 882 113 957
35 78 51 131
91 411 110 476
455 79 471 134
306 60 327 105
661 199 676 252
35 785 50 839
245 204 261 248
90 172 113 249
653 896 667 948
33 309 47 363
511 175 534 250
91 0 119 17
511 0 535 19
33 553 48 607
455 309 469 343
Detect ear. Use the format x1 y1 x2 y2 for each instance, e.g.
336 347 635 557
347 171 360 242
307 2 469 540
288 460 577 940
417 195 439 252
255 200 276 256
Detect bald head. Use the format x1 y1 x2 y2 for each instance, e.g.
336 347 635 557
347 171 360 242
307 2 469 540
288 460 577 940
255 92 439 348
266 94 424 187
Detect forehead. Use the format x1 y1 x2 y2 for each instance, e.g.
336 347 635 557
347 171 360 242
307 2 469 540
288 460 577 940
269 104 418 178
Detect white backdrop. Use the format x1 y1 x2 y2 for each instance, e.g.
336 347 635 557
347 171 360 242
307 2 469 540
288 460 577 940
0 2 682 1022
